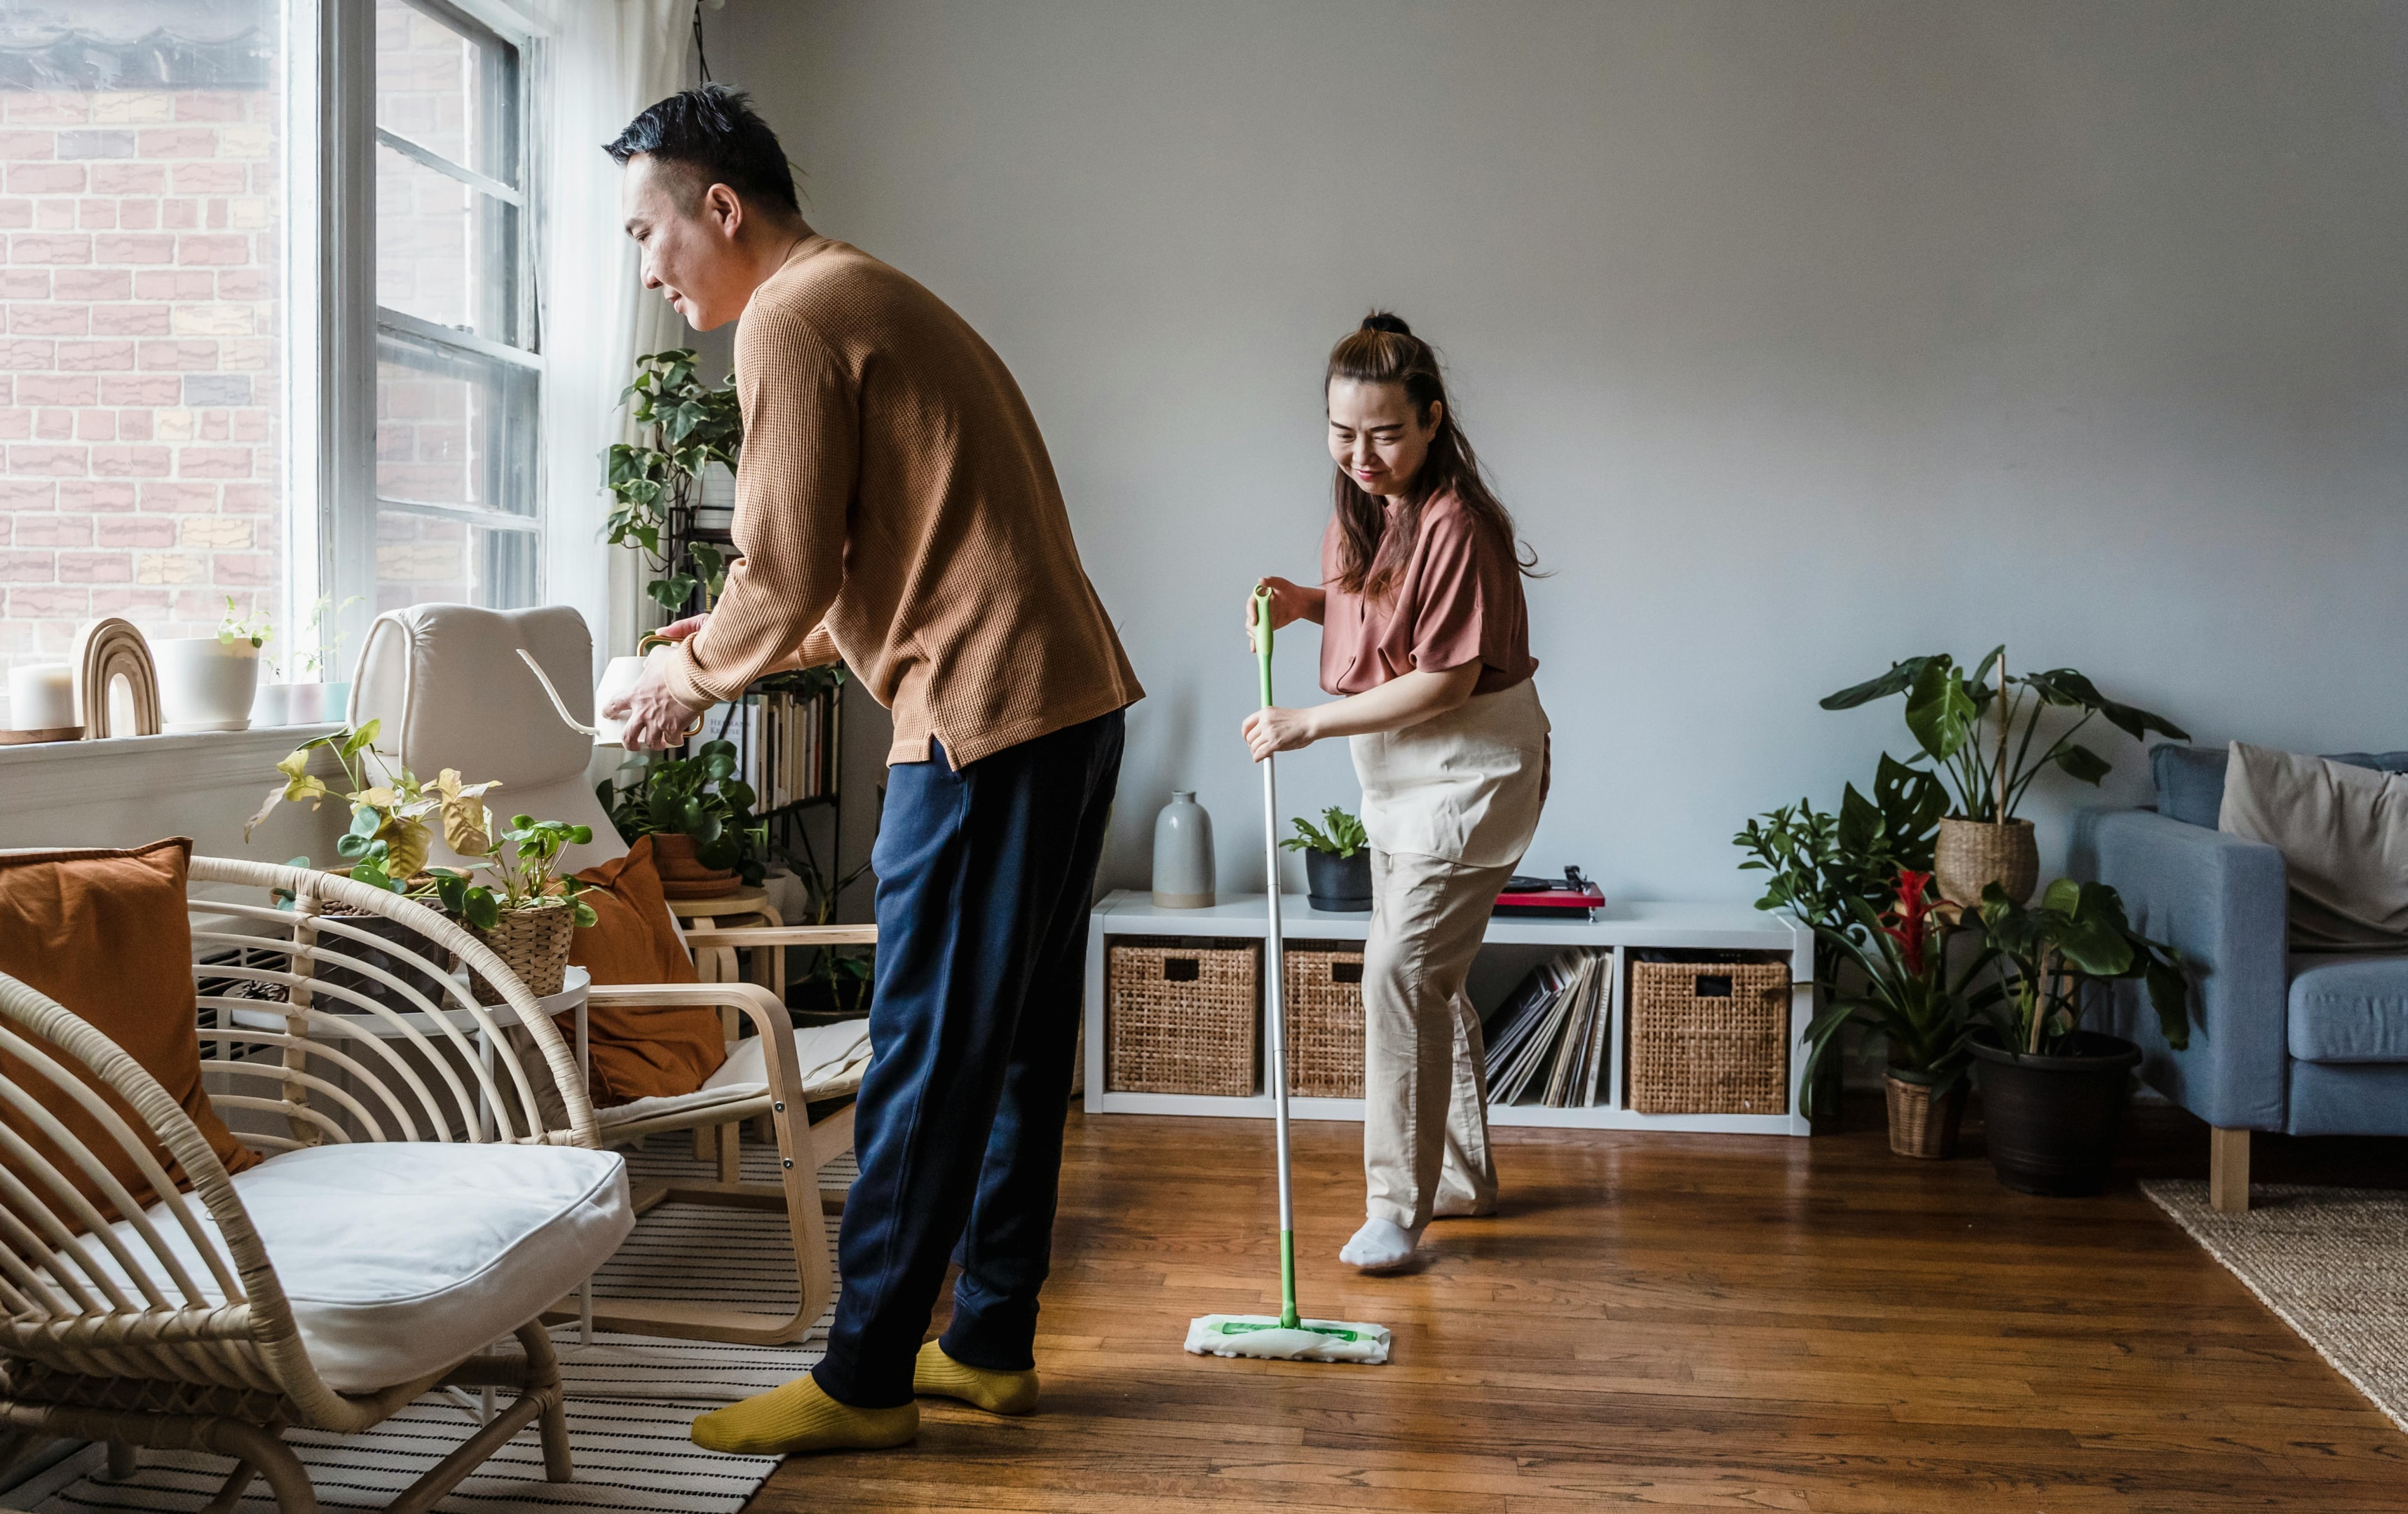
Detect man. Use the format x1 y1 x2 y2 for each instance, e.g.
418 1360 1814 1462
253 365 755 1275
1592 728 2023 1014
601 85 1141 1455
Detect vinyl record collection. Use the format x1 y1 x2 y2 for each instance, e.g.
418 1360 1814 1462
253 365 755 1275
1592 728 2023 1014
1483 948 1614 1107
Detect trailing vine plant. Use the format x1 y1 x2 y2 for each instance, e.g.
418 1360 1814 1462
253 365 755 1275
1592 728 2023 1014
604 348 744 618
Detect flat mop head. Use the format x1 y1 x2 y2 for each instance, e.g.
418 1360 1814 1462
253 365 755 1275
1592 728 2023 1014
1185 1314 1392 1365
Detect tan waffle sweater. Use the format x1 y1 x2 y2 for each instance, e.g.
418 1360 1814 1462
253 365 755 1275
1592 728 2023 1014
661 236 1143 768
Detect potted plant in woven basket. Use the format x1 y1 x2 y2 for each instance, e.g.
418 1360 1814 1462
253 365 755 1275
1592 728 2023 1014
1970 878 2193 1195
1800 868 1997 1158
1281 805 1371 912
423 813 599 1004
1821 648 2187 906
596 737 768 899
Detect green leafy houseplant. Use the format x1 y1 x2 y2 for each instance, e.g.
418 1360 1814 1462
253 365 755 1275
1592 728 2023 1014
596 738 770 885
1975 878 2191 1057
1279 806 1368 857
1734 753 1946 979
1820 648 2189 824
604 348 744 618
424 817 599 932
246 721 495 893
217 594 270 650
1799 868 1997 1123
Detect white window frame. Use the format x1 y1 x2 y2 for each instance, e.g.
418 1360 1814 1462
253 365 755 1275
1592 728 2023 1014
290 0 551 667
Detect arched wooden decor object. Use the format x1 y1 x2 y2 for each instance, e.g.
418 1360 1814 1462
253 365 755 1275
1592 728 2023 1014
71 616 163 738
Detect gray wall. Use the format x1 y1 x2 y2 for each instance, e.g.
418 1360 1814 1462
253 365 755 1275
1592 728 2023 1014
702 0 2408 903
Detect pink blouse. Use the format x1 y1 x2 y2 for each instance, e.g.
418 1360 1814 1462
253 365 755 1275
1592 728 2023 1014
1317 493 1538 698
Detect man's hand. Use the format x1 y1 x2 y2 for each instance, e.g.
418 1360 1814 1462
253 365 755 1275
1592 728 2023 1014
605 643 706 751
655 612 709 643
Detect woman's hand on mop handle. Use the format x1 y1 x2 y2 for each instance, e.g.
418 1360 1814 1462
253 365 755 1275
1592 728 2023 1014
1244 703 1319 761
1244 576 1324 652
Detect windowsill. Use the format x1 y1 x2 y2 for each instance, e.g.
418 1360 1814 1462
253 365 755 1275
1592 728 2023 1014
0 725 343 810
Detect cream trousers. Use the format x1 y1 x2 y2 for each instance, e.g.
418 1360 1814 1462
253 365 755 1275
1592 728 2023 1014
1361 847 1515 1230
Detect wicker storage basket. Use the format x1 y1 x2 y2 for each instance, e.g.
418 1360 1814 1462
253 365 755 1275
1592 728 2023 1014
1284 945 1365 1098
1933 817 2039 906
464 901 577 1004
1628 957 1790 1114
1107 936 1259 1096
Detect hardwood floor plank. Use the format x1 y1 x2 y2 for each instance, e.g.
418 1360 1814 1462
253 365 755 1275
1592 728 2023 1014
745 1098 2405 1513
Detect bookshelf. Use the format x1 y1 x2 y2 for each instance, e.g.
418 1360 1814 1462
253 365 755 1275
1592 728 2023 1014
1080 891 1812 1137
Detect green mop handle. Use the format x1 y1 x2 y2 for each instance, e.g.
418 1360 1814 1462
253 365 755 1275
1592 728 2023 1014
1253 587 1300 1332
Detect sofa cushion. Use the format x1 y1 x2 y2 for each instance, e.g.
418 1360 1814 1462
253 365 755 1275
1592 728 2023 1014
2155 743 2408 829
0 839 263 1227
69 1141 631 1393
2222 742 2408 950
2289 955 2408 1063
569 837 727 1105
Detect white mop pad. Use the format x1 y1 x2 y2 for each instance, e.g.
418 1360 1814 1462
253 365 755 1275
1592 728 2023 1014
1184 1314 1392 1365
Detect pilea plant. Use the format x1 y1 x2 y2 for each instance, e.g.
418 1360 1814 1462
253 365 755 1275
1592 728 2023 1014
596 737 770 885
604 348 743 618
425 816 599 930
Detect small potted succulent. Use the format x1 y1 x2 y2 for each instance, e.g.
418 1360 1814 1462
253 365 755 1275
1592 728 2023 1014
1282 805 1371 913
1800 868 1997 1159
1820 648 2186 906
1970 878 2193 1195
158 596 268 734
596 737 768 899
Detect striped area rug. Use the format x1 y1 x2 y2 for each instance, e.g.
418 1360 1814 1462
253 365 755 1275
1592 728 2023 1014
20 1140 852 1514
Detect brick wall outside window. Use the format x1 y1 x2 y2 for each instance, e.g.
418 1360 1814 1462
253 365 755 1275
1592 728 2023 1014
1 83 286 677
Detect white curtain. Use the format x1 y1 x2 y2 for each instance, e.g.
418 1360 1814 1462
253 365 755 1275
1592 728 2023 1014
537 0 695 671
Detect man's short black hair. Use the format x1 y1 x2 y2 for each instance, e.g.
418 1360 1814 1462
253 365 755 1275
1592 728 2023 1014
605 83 800 215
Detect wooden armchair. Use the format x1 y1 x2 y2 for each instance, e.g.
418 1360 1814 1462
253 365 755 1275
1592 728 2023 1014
0 859 636 1514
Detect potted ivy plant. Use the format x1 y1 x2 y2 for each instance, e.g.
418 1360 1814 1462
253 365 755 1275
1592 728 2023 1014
1970 878 2193 1195
1281 806 1370 912
423 812 599 1004
1820 648 2187 905
1800 868 1996 1158
596 737 768 899
604 348 744 622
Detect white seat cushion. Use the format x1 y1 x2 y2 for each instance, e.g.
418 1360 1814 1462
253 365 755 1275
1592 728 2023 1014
72 1143 631 1395
597 1020 871 1135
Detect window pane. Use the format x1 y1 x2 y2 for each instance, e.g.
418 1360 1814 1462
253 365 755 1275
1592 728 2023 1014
374 511 533 613
375 328 536 517
0 0 290 681
374 0 515 186
374 141 517 339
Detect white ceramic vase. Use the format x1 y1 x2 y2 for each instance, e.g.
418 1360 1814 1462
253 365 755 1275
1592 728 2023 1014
1151 790 1216 908
154 638 259 733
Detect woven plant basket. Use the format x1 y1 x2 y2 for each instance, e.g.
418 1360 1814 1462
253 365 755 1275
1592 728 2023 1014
1933 817 2038 906
1628 958 1790 1115
1107 936 1258 1096
1884 1074 1964 1159
464 900 577 1004
1284 945 1365 1098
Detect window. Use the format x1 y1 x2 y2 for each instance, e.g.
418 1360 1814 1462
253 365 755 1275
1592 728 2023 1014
369 0 538 614
0 0 291 676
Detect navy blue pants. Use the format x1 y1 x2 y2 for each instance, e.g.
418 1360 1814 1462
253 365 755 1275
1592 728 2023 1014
812 709 1124 1407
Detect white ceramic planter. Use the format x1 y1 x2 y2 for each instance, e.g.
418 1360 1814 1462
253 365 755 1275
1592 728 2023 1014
251 682 292 727
286 682 325 724
154 638 259 733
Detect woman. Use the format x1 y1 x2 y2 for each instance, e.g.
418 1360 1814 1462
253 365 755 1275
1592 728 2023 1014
1245 311 1549 1273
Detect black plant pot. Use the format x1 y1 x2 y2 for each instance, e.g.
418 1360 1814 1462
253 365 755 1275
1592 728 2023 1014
1969 1030 2142 1196
1304 849 1373 913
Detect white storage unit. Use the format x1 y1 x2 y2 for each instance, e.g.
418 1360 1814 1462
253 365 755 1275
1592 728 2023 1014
1082 891 1812 1137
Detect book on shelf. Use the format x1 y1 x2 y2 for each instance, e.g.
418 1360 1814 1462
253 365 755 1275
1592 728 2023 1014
1483 947 1614 1107
711 684 836 812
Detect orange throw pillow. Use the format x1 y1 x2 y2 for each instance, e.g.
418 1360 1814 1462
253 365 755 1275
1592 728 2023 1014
0 839 263 1229
570 836 729 1105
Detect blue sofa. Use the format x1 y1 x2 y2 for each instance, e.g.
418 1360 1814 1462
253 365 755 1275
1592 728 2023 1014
2069 744 2408 1213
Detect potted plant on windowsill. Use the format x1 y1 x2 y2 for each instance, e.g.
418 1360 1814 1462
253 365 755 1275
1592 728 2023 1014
157 596 269 734
1282 805 1371 912
1820 648 2188 906
1801 868 1997 1159
1969 878 2193 1195
596 737 769 899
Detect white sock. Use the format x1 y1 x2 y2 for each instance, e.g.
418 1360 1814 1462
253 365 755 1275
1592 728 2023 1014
1339 1217 1422 1270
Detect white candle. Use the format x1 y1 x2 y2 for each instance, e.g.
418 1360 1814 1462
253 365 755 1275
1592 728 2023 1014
8 662 75 731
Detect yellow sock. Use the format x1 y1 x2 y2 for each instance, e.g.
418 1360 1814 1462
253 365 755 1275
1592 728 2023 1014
690 1372 918 1455
913 1339 1040 1415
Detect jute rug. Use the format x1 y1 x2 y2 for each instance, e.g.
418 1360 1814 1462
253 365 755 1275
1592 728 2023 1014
2144 1180 2408 1435
19 1140 855 1514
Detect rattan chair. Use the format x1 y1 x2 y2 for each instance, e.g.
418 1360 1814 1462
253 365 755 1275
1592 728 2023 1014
0 859 640 1514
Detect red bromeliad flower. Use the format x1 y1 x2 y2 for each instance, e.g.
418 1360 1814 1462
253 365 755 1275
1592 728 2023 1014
1879 869 1935 975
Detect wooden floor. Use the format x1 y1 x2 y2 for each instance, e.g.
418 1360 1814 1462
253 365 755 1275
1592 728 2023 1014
752 1098 2408 1513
